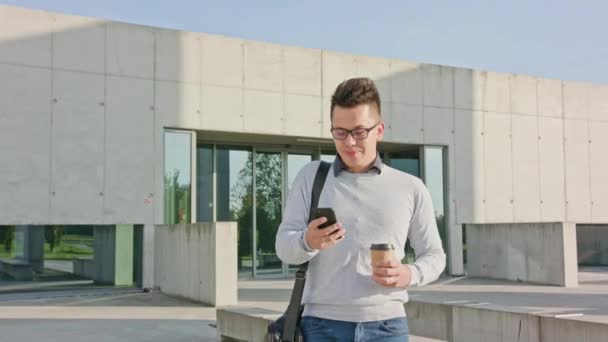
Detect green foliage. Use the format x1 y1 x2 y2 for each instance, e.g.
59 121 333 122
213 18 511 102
231 153 283 257
164 169 191 224
0 226 15 253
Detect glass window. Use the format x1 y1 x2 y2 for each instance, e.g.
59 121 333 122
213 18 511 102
255 151 283 275
0 226 16 259
386 150 420 177
196 144 214 222
423 146 447 254
164 131 192 224
216 146 254 277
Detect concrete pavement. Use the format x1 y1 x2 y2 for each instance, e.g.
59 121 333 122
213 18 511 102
0 286 440 341
1 267 606 341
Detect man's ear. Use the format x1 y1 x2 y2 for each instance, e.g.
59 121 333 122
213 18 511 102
376 121 385 141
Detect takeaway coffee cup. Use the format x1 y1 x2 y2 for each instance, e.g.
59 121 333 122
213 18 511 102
370 243 395 266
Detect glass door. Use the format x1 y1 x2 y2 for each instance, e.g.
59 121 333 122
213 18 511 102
284 153 313 276
253 151 283 277
215 146 254 278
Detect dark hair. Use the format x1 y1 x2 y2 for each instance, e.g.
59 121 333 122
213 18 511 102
330 77 381 119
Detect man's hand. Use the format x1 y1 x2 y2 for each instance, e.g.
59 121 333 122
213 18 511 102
305 217 345 251
372 259 412 288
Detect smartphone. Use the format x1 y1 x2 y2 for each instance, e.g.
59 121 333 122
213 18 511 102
310 207 337 229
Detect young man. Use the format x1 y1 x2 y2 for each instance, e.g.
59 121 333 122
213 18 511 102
276 77 446 341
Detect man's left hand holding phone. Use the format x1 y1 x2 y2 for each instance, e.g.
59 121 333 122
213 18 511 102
305 208 346 251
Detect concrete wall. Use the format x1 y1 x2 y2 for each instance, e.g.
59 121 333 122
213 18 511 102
466 222 578 286
93 225 134 285
154 222 237 306
577 225 608 265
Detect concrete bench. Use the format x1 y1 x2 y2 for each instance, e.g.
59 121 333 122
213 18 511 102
73 257 95 279
216 306 448 342
216 306 280 342
0 258 33 281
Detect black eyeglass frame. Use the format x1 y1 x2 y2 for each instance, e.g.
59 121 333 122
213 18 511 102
330 122 381 140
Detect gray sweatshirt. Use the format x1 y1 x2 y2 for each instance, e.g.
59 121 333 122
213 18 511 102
275 159 446 322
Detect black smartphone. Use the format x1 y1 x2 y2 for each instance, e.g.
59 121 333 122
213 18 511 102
310 208 337 229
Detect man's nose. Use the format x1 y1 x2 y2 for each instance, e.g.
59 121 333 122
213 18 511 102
345 133 357 145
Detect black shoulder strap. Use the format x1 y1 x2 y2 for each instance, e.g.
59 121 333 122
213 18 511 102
282 161 331 342
309 161 331 222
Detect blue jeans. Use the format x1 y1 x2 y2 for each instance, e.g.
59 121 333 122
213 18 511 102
300 316 409 342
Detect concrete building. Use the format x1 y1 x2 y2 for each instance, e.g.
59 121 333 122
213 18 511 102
1 4 607 290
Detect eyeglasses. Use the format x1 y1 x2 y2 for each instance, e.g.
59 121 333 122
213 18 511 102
330 122 381 140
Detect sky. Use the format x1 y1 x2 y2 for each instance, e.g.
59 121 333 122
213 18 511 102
5 0 608 84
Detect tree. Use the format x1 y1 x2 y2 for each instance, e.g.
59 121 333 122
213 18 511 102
230 153 282 261
164 169 191 224
44 226 64 252
1 226 14 253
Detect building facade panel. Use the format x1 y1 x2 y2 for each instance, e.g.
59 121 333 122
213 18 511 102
284 94 322 137
105 76 155 223
50 71 105 224
511 114 541 222
454 110 485 223
483 112 514 222
510 75 537 115
243 90 284 134
155 80 200 129
538 116 565 221
422 65 453 108
564 119 592 222
478 72 511 114
537 78 563 118
390 60 423 105
454 68 474 110
244 41 283 92
52 13 106 74
588 84 608 121
389 60 423 106
423 107 453 145
589 121 608 222
283 46 322 97
0 5 52 67
106 22 155 79
200 85 244 131
389 103 423 144
0 64 52 223
201 34 243 88
563 81 589 120
155 30 201 84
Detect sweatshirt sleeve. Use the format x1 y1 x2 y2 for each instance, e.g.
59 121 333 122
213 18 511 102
406 179 447 287
275 162 320 265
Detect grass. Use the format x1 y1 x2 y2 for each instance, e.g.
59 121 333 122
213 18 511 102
0 234 93 261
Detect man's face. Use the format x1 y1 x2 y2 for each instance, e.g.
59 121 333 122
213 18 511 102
331 103 384 172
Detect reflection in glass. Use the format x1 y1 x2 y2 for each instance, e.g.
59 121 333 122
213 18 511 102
196 144 214 222
424 146 447 254
164 131 192 224
0 226 16 259
255 152 283 275
216 146 253 277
